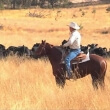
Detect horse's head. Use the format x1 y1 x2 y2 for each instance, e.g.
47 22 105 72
35 40 47 57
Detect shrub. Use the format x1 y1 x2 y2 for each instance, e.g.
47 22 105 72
81 11 85 16
106 7 110 12
0 24 4 30
92 9 96 13
79 8 82 11
79 24 83 30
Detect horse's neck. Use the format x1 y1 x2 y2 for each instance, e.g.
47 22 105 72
46 44 62 65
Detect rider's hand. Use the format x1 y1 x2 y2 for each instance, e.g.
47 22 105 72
61 45 65 48
62 44 66 48
60 45 63 48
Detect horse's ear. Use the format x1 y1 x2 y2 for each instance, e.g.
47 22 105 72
41 40 43 43
42 40 46 44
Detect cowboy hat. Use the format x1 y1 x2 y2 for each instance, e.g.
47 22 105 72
68 22 80 30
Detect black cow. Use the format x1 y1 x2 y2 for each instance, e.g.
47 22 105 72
31 43 40 52
31 43 40 59
31 42 48 61
5 46 18 56
80 45 89 54
107 48 110 58
6 45 31 57
87 43 98 54
93 47 107 57
0 44 6 58
15 45 31 57
87 44 108 57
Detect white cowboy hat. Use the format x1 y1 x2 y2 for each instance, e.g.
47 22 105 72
68 22 80 30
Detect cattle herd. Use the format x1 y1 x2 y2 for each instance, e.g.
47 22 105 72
80 43 110 58
0 41 110 60
0 43 40 59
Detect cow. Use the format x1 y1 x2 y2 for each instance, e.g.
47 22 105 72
93 47 107 57
107 48 110 58
5 45 31 57
5 46 18 56
80 45 89 54
15 45 31 57
87 44 108 57
31 43 40 59
0 44 6 58
87 43 98 54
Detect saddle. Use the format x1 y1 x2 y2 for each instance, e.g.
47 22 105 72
61 51 87 64
72 52 86 62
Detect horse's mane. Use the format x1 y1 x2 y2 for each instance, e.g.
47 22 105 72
54 46 63 54
46 43 63 59
47 43 62 53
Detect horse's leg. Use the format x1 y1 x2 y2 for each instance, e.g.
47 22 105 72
98 66 106 90
55 76 62 87
98 76 105 90
91 72 105 90
92 79 98 90
91 75 99 90
55 70 66 88
55 75 66 88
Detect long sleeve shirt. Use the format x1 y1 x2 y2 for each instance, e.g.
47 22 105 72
63 30 81 49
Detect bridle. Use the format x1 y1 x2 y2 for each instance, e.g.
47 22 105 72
37 43 47 56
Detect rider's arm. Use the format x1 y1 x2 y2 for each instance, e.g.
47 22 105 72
63 33 76 47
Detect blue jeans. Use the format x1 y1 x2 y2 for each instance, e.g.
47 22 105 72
64 49 81 77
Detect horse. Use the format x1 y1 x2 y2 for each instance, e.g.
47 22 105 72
34 40 107 90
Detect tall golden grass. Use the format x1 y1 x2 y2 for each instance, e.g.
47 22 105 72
0 4 110 110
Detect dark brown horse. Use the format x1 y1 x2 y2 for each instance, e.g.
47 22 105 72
35 40 107 89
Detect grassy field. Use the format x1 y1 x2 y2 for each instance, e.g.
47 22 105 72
0 4 110 110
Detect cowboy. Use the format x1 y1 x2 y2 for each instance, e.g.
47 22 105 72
62 22 81 79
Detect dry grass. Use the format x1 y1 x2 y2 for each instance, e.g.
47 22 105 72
0 4 110 110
